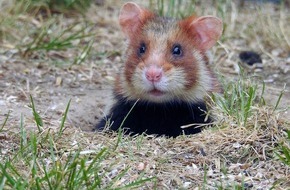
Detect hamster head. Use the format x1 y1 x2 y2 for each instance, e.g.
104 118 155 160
115 2 223 103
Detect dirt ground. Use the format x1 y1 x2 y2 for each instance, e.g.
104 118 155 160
0 0 290 189
0 52 289 131
0 2 289 131
0 58 113 131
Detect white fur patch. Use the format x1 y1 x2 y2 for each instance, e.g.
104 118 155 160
117 48 214 103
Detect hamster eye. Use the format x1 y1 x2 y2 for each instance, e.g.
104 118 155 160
138 43 146 56
172 44 182 56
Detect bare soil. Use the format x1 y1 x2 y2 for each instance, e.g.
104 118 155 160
0 1 289 131
0 0 290 189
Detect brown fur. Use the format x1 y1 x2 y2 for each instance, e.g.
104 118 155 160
96 2 224 137
115 2 223 103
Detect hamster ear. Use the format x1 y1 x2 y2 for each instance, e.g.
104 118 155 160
180 16 223 50
119 2 154 38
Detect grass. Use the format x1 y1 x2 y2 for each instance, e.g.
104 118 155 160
0 0 97 66
20 23 94 57
15 0 93 15
149 0 199 18
0 96 156 189
0 111 10 133
213 75 262 127
30 95 43 132
0 0 290 189
276 130 290 166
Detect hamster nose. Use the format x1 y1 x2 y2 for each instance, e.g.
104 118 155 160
145 67 162 82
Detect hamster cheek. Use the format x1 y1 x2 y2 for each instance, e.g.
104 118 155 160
131 67 152 92
165 67 188 93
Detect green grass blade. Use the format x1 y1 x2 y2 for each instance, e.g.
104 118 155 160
80 159 90 188
1 110 11 132
106 167 130 189
22 28 47 56
202 164 208 190
286 130 290 139
66 158 78 189
243 86 255 126
73 40 93 65
0 171 6 190
22 22 95 56
113 99 139 151
87 148 108 188
41 160 53 190
35 177 42 190
118 176 156 190
20 113 27 151
30 95 43 132
86 148 107 172
282 146 290 162
0 163 17 187
30 133 39 179
259 82 266 106
273 85 285 111
276 147 290 166
58 99 71 137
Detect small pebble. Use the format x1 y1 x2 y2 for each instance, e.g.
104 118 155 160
137 162 146 171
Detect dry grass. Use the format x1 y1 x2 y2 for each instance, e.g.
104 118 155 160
1 103 289 189
1 0 290 189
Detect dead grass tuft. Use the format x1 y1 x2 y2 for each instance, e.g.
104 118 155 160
1 0 290 189
1 102 289 189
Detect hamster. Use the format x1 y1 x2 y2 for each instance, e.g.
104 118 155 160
96 2 223 137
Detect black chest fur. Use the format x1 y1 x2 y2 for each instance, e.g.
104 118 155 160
96 96 211 137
